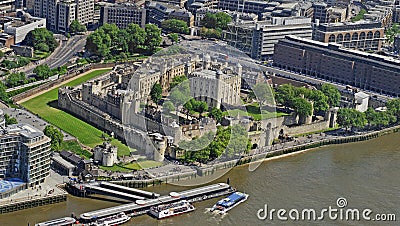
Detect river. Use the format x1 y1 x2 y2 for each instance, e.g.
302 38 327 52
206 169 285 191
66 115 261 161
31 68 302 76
0 133 399 225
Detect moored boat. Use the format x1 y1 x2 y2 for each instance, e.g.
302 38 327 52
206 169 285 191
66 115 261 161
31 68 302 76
210 192 249 214
91 212 131 226
35 217 77 226
149 200 195 219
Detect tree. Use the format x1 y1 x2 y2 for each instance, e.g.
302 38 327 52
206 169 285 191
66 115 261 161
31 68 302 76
199 27 222 39
34 64 52 80
292 97 313 118
202 12 232 30
366 107 396 128
385 23 399 44
6 72 27 87
69 20 86 34
168 33 179 44
274 84 296 107
44 125 64 151
321 84 341 107
162 19 190 34
4 114 17 126
386 98 400 121
337 108 367 130
126 23 146 53
209 107 223 122
170 75 187 90
150 83 162 105
226 124 251 157
145 24 162 53
310 90 329 113
196 101 208 115
85 28 112 57
252 83 274 107
163 101 175 114
0 82 8 101
23 28 58 52
36 42 49 52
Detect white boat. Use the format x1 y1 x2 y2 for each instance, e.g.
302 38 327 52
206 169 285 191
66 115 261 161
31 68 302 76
149 200 195 219
35 217 76 226
91 212 131 226
210 192 249 214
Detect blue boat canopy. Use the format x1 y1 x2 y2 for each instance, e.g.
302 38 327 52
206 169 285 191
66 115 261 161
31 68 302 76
216 192 245 208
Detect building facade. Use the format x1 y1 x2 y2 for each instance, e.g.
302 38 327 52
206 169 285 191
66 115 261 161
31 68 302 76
0 122 51 187
4 14 46 44
224 17 312 60
273 36 400 97
93 142 118 167
312 21 385 51
34 0 93 32
100 3 145 28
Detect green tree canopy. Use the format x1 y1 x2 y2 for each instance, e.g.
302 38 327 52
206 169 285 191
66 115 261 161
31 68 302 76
366 107 396 128
168 33 179 44
202 12 232 30
24 28 58 52
337 108 367 130
161 19 190 34
6 72 27 87
386 98 400 120
4 114 17 126
163 101 175 114
321 84 341 107
69 20 87 34
209 107 223 122
292 97 313 117
44 125 64 151
145 24 162 53
170 75 187 90
34 64 52 80
385 23 399 44
150 83 162 104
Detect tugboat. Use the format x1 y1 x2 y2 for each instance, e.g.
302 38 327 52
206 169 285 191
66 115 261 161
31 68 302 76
210 192 249 214
91 212 131 226
149 200 195 219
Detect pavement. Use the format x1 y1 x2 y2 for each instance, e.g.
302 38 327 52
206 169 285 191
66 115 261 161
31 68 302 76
1 107 75 141
0 170 68 206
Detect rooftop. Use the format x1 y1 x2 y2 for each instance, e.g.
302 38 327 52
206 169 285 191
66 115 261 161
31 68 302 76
3 123 44 139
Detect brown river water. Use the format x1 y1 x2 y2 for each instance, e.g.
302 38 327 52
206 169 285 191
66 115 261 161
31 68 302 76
0 133 399 226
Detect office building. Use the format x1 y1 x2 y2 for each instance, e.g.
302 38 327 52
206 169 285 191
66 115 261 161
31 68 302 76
312 20 384 50
224 17 312 60
273 36 400 96
34 0 94 32
100 3 145 28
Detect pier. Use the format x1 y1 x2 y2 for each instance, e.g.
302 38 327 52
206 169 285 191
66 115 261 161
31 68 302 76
79 183 234 222
84 184 146 201
99 181 160 199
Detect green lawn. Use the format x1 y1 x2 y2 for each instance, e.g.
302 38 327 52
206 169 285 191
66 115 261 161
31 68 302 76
21 69 131 156
223 103 288 121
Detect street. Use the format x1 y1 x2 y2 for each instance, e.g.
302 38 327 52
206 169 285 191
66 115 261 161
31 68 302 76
20 34 87 75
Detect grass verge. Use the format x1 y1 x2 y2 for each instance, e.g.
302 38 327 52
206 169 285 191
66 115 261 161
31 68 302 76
21 69 131 156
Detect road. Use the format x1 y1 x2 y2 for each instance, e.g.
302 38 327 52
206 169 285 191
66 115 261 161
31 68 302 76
21 34 87 75
264 66 393 101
